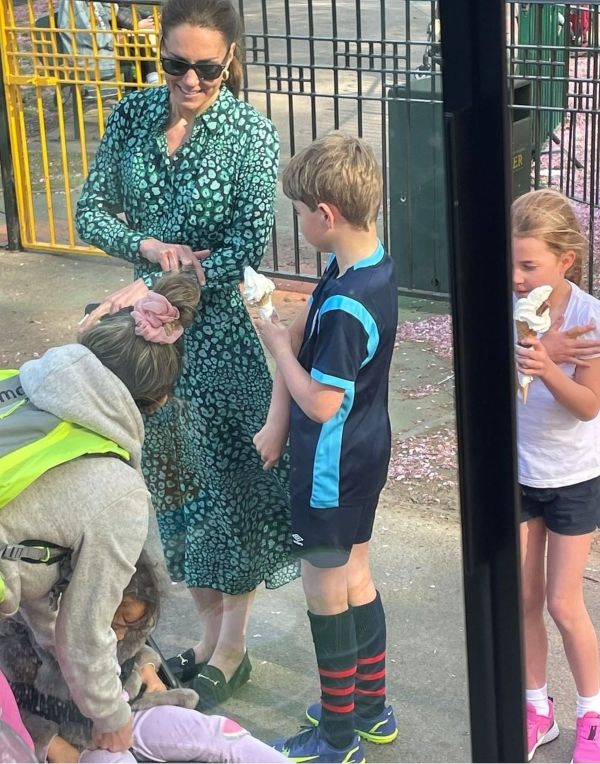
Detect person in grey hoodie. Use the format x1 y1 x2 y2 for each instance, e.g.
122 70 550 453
0 271 200 755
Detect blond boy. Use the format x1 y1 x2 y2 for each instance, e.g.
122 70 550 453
255 133 398 763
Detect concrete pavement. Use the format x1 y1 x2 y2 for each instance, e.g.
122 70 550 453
4 249 600 762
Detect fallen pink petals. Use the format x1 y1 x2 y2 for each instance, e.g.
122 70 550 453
388 428 458 485
396 315 453 358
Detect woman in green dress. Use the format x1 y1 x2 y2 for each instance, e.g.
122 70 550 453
75 0 297 710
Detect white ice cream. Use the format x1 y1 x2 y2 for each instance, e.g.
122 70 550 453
514 285 553 399
243 266 275 319
514 285 553 333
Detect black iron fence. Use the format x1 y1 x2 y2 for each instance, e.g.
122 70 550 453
236 0 442 285
507 2 600 294
1 1 600 295
243 0 600 295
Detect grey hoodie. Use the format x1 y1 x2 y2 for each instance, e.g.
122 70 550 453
0 344 151 734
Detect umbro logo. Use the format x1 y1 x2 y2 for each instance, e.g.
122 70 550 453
292 533 304 546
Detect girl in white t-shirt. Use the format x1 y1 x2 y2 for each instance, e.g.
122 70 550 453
514 189 600 764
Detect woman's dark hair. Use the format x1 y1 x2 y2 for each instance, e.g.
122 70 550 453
161 0 245 97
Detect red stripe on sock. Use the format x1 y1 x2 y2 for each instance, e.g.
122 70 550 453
357 651 386 665
320 684 355 696
319 666 356 679
356 668 386 681
356 687 386 696
322 701 355 714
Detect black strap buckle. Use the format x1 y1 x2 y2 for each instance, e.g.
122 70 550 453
0 541 69 565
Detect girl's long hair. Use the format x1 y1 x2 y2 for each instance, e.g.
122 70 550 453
512 189 587 286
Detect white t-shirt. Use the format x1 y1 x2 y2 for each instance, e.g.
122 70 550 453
517 282 600 488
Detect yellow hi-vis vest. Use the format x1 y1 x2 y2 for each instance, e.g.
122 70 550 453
0 369 131 603
0 369 130 510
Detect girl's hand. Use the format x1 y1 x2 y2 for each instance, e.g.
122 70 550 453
516 338 554 379
542 315 600 367
255 314 292 360
92 717 133 752
78 278 149 334
139 238 209 285
47 735 80 763
140 662 167 693
145 677 168 693
253 418 289 471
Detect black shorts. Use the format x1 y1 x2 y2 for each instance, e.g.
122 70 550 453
520 476 600 536
290 494 380 568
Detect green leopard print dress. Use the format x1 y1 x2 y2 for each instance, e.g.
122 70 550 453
76 85 298 592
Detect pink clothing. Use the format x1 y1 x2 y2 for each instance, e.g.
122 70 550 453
0 669 35 752
573 712 600 763
131 292 183 344
78 705 287 763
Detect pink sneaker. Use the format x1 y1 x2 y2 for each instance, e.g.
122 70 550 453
572 712 600 763
527 700 560 761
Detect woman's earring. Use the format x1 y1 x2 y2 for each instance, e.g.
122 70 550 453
222 69 229 81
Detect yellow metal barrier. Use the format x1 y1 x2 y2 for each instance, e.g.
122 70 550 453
0 0 161 254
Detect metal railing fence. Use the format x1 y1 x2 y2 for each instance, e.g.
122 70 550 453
1 1 600 293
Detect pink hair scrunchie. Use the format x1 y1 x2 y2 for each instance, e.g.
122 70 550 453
131 292 184 344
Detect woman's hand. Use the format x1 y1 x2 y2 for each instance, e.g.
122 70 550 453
139 238 209 284
78 278 150 334
516 338 554 379
542 315 600 367
253 417 289 471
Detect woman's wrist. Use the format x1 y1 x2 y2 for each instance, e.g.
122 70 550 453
138 238 152 258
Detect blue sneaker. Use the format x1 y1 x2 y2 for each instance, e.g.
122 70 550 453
306 703 398 744
269 725 366 763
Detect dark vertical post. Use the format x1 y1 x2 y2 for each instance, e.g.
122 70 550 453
438 1 525 761
0 53 21 251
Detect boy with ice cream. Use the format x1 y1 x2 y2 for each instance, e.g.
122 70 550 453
254 133 398 763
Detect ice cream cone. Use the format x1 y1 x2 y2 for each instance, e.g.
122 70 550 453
514 287 553 406
516 319 537 347
258 296 274 320
243 266 275 319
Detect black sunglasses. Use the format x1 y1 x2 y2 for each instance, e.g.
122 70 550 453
160 52 229 81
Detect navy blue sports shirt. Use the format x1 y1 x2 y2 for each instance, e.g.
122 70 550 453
290 241 398 511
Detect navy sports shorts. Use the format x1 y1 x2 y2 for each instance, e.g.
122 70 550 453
520 476 600 535
290 493 380 568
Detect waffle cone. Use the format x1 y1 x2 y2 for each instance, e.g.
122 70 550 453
516 320 537 346
256 293 273 307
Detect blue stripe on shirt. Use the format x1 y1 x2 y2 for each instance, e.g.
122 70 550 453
308 296 380 508
317 296 380 367
353 240 385 270
310 384 355 508
311 369 354 391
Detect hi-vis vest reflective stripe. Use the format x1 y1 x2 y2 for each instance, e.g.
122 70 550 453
0 369 130 510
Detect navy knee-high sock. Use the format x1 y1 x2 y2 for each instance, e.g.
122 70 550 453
353 591 387 718
308 609 357 749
